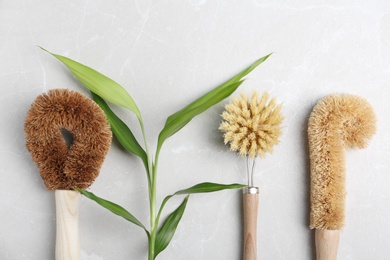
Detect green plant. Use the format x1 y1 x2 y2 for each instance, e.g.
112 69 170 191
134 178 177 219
41 47 271 259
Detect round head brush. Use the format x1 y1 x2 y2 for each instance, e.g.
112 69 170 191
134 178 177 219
24 89 112 260
308 94 376 260
220 91 283 260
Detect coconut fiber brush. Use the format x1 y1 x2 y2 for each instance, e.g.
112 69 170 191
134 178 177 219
25 89 112 260
308 94 376 260
220 91 283 260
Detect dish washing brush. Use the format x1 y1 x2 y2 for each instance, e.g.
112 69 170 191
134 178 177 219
220 91 283 260
24 89 112 260
308 94 376 260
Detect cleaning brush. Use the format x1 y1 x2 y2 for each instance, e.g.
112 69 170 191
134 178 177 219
25 89 112 260
308 94 376 260
220 91 283 260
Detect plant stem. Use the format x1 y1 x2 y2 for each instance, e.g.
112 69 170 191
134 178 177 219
138 117 157 260
148 148 161 260
148 164 157 260
138 118 152 186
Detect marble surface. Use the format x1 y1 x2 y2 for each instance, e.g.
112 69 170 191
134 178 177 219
1 0 389 259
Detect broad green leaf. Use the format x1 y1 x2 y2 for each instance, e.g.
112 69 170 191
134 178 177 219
157 80 243 153
40 47 141 120
174 182 245 195
166 53 272 126
157 53 272 153
155 196 189 258
91 93 148 168
77 189 149 237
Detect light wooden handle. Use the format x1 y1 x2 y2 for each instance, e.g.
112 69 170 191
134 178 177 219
243 192 259 260
55 190 80 260
315 229 340 260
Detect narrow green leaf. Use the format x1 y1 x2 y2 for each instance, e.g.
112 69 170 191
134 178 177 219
77 189 149 236
158 183 244 214
155 196 189 258
40 47 141 120
154 182 244 248
157 53 272 153
153 183 243 256
91 93 148 168
174 182 245 195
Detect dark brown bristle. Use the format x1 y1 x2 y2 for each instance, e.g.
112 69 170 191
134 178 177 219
24 89 112 190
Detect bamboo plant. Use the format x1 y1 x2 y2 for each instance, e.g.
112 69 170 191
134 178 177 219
40 47 271 259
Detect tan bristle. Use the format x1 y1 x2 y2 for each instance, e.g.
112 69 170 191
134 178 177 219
308 94 376 229
24 89 112 190
219 91 283 158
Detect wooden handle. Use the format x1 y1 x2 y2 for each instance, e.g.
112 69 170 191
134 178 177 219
315 229 340 260
243 192 259 260
55 190 80 260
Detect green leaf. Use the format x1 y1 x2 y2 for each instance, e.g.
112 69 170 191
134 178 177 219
156 183 244 219
77 189 149 237
153 182 243 256
40 47 142 120
166 53 272 126
154 182 245 249
155 195 189 258
174 182 245 195
157 80 243 154
91 93 148 168
157 53 272 154
159 182 244 214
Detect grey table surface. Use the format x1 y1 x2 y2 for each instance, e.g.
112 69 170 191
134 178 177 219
1 0 389 259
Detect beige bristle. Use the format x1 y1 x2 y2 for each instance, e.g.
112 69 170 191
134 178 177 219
219 91 283 158
308 94 376 229
24 89 112 190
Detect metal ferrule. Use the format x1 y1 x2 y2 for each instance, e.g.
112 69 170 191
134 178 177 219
243 186 259 194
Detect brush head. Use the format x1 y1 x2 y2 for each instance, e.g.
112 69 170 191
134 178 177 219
219 91 283 158
308 94 376 230
25 89 112 190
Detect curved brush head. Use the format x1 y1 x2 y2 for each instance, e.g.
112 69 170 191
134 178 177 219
25 89 112 190
308 94 376 229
